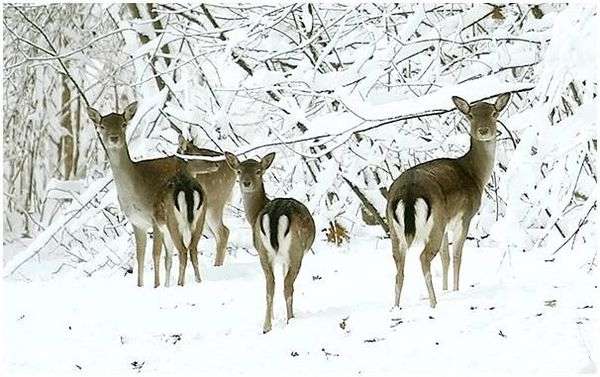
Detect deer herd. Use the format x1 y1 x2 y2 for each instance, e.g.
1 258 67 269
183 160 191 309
86 93 511 333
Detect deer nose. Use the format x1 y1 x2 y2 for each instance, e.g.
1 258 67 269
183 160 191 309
478 128 489 136
109 135 119 143
242 181 251 188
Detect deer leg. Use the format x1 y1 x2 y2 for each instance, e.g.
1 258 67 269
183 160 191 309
452 224 469 291
132 226 147 287
207 208 229 267
440 233 450 291
284 258 302 322
164 221 188 286
420 227 444 308
176 244 187 287
391 229 407 307
151 224 163 288
164 242 173 288
259 255 275 334
189 210 207 283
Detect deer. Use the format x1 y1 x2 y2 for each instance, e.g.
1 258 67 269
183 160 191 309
224 152 315 333
177 136 236 266
164 171 208 286
386 93 511 308
86 102 218 287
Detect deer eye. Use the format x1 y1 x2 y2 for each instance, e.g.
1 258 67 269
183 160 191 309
237 170 241 174
256 170 262 175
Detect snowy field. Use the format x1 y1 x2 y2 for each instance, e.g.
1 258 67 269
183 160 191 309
3 218 598 376
3 3 598 377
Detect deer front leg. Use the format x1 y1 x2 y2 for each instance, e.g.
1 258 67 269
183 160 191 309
452 225 469 291
132 226 147 287
164 243 173 288
206 208 230 267
284 259 302 322
151 224 163 288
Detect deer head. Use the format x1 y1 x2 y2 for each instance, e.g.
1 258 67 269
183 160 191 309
224 152 275 193
452 93 510 142
86 102 138 149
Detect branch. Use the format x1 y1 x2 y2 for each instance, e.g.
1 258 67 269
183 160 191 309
342 176 389 236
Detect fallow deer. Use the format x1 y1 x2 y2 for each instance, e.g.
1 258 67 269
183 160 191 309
164 171 207 286
86 102 218 287
224 152 315 333
177 136 236 266
386 93 511 308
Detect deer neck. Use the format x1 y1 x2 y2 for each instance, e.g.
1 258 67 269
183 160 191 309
105 145 138 189
241 188 269 226
461 136 496 189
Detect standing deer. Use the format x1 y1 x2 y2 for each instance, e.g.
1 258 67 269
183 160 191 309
164 171 207 286
224 152 315 333
386 93 511 308
86 102 218 287
178 136 236 266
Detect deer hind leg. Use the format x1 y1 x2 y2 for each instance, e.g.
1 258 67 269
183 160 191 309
259 252 275 334
164 222 188 287
391 230 408 308
451 221 470 291
189 209 207 283
207 207 229 267
133 226 147 287
151 224 164 288
440 233 450 291
420 225 444 308
284 256 302 322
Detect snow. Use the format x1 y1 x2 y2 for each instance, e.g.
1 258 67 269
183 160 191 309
3 4 598 377
3 226 598 376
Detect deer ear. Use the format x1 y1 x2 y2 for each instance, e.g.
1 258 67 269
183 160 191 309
224 152 240 170
261 152 276 170
86 107 102 125
452 96 470 115
494 93 511 112
123 102 138 122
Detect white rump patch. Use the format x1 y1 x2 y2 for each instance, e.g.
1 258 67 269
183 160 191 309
413 198 434 247
174 191 192 246
391 198 434 250
258 213 291 278
177 191 186 215
392 200 405 241
193 190 201 210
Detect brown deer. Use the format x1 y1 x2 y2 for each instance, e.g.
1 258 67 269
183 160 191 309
224 152 315 333
86 102 218 287
386 93 511 308
178 136 236 266
164 171 207 286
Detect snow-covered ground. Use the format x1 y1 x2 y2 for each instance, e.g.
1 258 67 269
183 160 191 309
3 221 598 376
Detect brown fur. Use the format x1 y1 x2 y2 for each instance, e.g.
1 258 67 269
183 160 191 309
178 136 236 266
386 93 511 308
224 152 316 333
87 103 217 287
